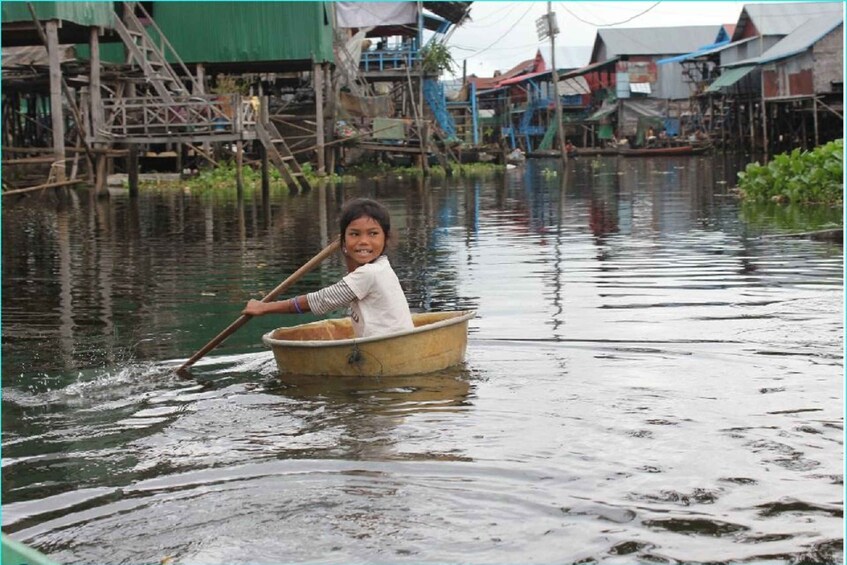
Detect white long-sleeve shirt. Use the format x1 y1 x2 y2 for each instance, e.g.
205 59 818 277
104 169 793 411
307 255 413 338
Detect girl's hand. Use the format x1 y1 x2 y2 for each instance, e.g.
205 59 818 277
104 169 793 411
242 299 267 316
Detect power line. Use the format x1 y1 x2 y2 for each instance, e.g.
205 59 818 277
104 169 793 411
451 41 544 52
464 2 521 25
558 2 662 27
450 3 537 59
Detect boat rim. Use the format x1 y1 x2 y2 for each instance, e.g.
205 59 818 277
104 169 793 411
262 310 477 349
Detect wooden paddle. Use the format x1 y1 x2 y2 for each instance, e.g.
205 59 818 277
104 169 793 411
176 238 340 375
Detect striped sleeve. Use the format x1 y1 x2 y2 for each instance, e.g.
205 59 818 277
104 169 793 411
306 280 357 315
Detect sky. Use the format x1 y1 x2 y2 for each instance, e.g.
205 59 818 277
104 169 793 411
443 1 752 78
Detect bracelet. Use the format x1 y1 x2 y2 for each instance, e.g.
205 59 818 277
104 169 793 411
291 297 303 314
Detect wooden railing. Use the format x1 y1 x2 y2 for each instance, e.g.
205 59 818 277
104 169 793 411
361 46 420 72
93 94 258 142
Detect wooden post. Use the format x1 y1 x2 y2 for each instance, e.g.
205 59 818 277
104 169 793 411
812 96 819 147
89 28 103 138
801 100 808 151
761 95 768 162
260 96 270 198
748 98 755 153
195 64 205 95
329 66 341 176
175 143 183 173
46 20 66 182
421 120 430 175
90 27 108 196
737 99 743 151
324 63 334 176
314 62 325 175
128 145 139 197
235 140 244 197
95 152 108 196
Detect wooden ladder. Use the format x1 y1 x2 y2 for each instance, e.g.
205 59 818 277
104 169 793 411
112 3 199 98
430 128 459 174
255 120 311 192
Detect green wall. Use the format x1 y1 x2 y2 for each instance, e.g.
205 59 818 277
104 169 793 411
151 2 333 65
2 1 114 27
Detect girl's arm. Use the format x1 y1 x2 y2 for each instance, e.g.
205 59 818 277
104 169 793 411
306 280 358 314
242 296 311 316
242 279 356 317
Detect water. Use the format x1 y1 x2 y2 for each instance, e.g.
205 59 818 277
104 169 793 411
2 155 843 564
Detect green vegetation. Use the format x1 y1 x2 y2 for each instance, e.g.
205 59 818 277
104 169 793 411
347 161 503 179
140 159 504 193
141 160 355 193
420 43 457 75
736 139 843 205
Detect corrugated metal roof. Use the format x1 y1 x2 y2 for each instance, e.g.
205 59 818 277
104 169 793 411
657 36 757 64
705 65 756 92
656 39 730 64
735 2 843 39
597 25 722 57
755 14 842 64
424 1 472 24
560 57 620 80
726 14 843 67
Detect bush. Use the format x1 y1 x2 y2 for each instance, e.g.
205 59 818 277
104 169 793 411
736 139 843 205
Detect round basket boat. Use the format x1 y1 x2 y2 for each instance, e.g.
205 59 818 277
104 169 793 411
262 310 476 377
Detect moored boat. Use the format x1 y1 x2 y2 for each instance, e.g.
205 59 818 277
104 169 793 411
618 143 712 157
263 310 476 377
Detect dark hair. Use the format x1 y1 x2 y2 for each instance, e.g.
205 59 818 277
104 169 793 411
339 198 391 241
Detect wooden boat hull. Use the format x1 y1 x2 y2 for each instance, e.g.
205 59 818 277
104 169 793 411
263 310 475 377
618 144 711 157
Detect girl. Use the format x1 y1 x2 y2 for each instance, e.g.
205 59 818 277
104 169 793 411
242 198 414 338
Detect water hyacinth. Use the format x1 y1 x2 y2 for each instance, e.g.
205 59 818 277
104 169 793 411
736 139 843 205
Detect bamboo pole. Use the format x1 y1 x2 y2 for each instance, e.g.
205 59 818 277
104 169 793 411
3 179 82 196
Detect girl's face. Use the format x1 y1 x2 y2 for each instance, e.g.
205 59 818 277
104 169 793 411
343 215 386 268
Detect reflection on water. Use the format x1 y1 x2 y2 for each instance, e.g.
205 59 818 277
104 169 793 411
2 155 843 564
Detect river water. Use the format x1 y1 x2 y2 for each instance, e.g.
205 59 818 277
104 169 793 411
2 155 843 564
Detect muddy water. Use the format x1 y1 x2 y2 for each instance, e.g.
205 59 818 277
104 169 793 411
2 155 843 564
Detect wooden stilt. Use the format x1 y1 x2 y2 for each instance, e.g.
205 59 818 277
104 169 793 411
90 28 103 137
761 95 768 162
801 100 808 151
46 20 66 183
314 62 325 175
260 144 270 195
748 99 755 153
812 96 819 147
128 146 139 197
195 64 205 95
95 154 108 196
324 63 334 176
260 96 270 198
235 140 244 197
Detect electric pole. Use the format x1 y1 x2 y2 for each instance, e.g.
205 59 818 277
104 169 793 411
547 2 567 164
